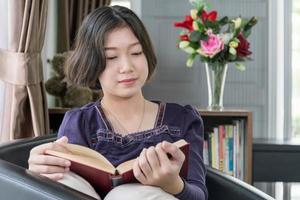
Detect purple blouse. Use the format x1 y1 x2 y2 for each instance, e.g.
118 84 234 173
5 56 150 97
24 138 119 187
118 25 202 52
57 101 208 200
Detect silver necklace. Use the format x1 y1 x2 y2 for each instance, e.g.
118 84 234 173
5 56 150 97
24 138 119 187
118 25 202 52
101 99 146 134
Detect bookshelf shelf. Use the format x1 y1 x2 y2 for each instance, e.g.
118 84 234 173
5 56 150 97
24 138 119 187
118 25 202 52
199 109 253 184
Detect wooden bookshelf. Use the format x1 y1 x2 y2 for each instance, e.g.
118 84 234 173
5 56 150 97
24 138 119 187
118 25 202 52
48 108 252 184
198 109 253 184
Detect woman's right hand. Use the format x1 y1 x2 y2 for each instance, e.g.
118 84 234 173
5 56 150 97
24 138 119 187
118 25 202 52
28 136 71 181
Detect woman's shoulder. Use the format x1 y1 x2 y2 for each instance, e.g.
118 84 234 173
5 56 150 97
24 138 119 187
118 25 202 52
162 102 203 135
58 101 101 136
63 101 100 122
164 102 200 118
161 101 203 126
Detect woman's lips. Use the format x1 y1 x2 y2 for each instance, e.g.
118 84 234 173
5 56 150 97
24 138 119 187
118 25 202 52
118 78 137 86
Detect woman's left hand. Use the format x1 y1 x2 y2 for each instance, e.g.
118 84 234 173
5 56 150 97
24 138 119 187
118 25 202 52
133 141 185 194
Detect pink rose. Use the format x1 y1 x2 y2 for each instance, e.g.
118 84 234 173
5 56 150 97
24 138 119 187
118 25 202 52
197 30 224 58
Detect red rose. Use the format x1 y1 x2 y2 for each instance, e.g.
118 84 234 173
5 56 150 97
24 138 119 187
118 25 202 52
179 34 189 41
174 16 194 32
236 33 252 57
201 10 217 23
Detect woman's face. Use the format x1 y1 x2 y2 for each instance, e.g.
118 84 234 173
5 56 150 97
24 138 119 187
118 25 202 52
99 26 149 99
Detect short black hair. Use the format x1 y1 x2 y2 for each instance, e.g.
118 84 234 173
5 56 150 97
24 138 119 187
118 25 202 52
65 5 157 89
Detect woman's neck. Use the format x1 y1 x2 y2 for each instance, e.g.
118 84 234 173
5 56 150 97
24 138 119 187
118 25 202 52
100 93 159 135
101 93 145 119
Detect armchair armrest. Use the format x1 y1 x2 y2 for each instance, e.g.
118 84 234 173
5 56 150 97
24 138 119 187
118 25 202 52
206 167 275 200
0 159 95 200
0 134 56 168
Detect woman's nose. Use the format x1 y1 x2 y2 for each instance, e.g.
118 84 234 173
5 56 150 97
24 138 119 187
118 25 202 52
119 56 134 73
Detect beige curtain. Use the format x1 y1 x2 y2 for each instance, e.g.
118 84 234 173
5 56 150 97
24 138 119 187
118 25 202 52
57 0 111 52
0 0 49 141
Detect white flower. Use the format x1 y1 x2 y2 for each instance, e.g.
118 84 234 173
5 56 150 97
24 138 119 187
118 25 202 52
190 9 198 20
179 41 190 49
229 47 237 55
186 57 194 67
232 17 242 29
192 21 199 31
184 47 196 54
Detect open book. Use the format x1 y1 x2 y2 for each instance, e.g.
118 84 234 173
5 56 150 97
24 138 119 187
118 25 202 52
46 139 189 194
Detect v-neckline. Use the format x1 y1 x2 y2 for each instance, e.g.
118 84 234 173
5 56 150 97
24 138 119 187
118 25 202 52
96 100 165 135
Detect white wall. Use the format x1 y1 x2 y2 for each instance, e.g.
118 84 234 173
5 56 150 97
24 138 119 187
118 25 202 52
138 0 269 139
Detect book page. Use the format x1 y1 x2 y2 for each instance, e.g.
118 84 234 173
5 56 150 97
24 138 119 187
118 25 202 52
46 143 116 174
116 159 136 174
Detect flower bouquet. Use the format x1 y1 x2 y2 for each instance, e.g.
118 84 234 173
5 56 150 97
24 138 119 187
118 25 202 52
174 0 257 110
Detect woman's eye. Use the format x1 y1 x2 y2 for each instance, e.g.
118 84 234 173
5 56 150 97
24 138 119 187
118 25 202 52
132 51 143 56
106 56 117 60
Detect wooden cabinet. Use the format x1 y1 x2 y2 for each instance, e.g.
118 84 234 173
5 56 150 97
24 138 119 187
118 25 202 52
48 108 69 134
199 109 252 184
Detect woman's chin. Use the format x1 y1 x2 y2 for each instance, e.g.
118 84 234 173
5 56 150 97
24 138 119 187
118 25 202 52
117 88 142 98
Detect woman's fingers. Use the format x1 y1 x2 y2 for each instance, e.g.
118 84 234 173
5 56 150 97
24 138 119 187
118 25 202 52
55 136 68 144
28 154 70 168
28 136 72 181
138 148 152 176
145 146 160 170
155 143 170 164
41 173 65 181
30 137 70 156
161 141 185 162
30 164 69 174
133 157 147 184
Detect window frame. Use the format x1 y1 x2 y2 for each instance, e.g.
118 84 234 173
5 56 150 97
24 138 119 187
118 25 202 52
268 0 292 140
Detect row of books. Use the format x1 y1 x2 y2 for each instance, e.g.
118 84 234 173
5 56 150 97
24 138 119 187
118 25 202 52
203 119 245 180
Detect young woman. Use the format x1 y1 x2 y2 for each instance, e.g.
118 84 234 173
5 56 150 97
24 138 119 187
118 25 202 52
28 5 207 200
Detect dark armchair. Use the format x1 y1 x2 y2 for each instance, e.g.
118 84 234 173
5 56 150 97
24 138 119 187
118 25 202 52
0 135 274 200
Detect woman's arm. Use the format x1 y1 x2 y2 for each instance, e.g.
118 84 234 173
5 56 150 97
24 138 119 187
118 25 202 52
174 106 208 200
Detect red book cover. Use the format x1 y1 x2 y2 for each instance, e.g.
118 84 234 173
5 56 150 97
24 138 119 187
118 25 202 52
46 139 189 194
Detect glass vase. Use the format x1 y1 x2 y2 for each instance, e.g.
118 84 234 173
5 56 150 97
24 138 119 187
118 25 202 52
205 62 228 111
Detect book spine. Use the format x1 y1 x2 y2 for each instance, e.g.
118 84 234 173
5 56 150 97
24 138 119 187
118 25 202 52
228 125 234 176
213 127 219 170
218 125 225 171
111 175 124 188
203 140 209 165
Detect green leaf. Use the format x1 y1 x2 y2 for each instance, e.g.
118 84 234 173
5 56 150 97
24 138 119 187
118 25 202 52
234 27 241 37
235 63 246 71
189 42 200 49
197 22 205 32
206 20 218 30
206 2 212 10
240 18 248 29
229 53 237 61
243 17 258 32
219 16 229 26
189 31 202 42
199 33 208 41
243 29 251 38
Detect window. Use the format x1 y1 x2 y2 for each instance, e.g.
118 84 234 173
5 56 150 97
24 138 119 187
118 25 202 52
110 0 131 8
292 0 300 138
